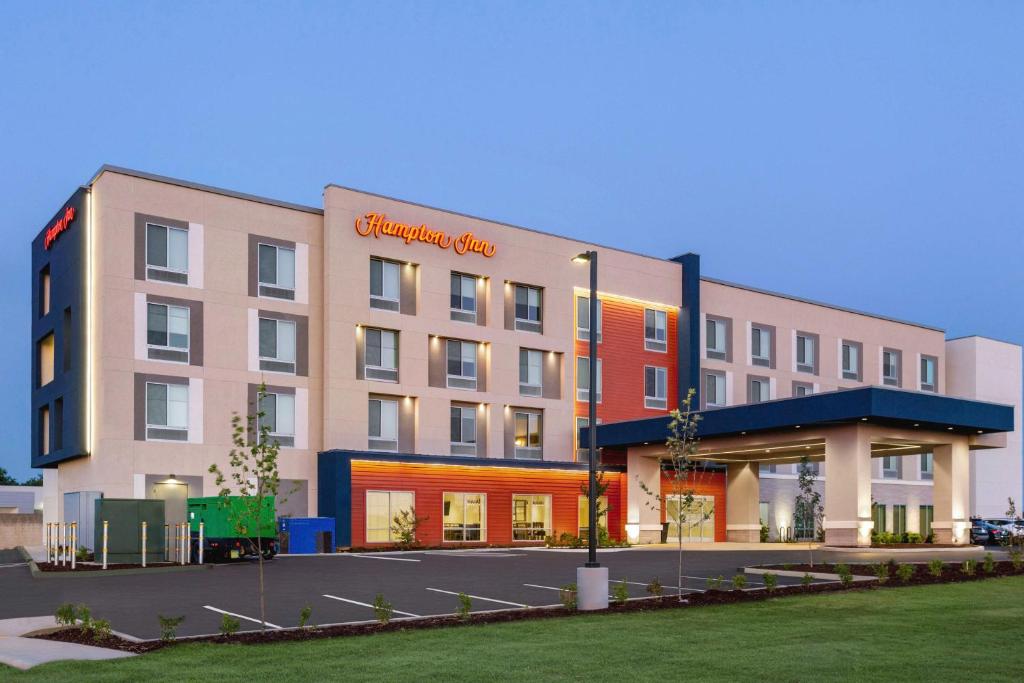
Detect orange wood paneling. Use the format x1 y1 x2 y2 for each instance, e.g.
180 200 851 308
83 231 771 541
350 460 626 547
658 470 727 542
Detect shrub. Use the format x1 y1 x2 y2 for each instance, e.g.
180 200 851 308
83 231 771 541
372 594 393 624
928 559 944 577
801 573 813 588
76 604 93 634
559 583 578 610
612 580 629 606
456 592 472 621
298 605 313 629
759 520 769 543
873 562 890 584
731 574 747 591
763 573 778 593
982 553 995 574
390 509 428 550
645 578 663 597
896 563 914 583
906 533 923 544
219 613 240 637
1010 550 1023 571
961 560 976 577
157 615 185 643
91 618 111 641
782 563 794 571
835 563 853 587
706 575 725 591
55 603 77 627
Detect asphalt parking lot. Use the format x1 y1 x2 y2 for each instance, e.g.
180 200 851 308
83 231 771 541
0 546 998 640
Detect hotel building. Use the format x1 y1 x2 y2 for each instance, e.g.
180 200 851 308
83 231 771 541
31 166 1020 548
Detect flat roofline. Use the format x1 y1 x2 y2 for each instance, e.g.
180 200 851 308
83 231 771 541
701 276 945 333
319 449 627 473
89 165 324 215
946 334 1022 348
325 182 685 266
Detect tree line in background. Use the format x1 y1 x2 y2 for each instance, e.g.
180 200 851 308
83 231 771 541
0 467 42 486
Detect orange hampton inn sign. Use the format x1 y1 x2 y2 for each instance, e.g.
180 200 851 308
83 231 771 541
354 212 497 258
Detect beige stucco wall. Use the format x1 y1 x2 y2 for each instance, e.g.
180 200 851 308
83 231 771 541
0 513 43 550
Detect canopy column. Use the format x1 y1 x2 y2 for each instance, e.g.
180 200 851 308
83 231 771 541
932 439 971 544
823 425 873 547
725 462 761 542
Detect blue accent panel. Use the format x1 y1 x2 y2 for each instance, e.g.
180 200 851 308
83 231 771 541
588 387 1015 449
317 451 351 547
671 253 701 408
31 188 90 468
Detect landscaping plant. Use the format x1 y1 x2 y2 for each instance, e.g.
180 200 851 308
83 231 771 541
873 562 889 584
793 453 824 566
559 583 578 610
896 563 914 583
982 553 995 574
208 383 291 632
639 389 706 601
76 604 93 635
763 573 778 593
391 508 428 550
928 559 944 577
612 580 630 606
835 564 853 587
1010 550 1023 571
299 605 313 629
801 573 813 588
645 578 663 597
961 560 976 577
706 575 725 591
55 603 77 627
456 593 472 621
373 594 394 624
219 613 240 637
91 618 112 642
158 615 185 643
732 574 748 591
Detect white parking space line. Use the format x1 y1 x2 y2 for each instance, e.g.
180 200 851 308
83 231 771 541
323 594 422 618
345 554 421 562
523 583 616 600
0 563 27 569
203 605 282 629
425 587 530 608
613 579 704 594
423 551 524 558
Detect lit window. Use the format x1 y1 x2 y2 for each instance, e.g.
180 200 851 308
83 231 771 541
644 366 667 409
796 334 816 373
706 318 727 358
39 266 51 317
258 244 296 299
519 349 543 396
146 223 188 281
368 398 399 451
258 392 295 448
443 492 486 542
446 340 478 390
370 258 401 311
514 411 543 459
644 309 667 352
366 490 414 543
514 285 542 332
145 382 188 441
147 303 190 363
39 405 50 455
450 273 478 322
577 296 603 342
38 333 55 387
920 356 937 392
705 372 726 408
576 356 602 403
512 494 550 541
578 495 609 537
259 318 297 374
751 326 771 367
364 328 398 382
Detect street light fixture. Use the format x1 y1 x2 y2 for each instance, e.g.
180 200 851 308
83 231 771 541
572 250 608 610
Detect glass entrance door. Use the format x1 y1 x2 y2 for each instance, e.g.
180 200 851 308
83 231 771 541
665 494 715 543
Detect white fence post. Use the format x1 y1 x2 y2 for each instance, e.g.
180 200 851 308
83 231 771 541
70 523 77 570
141 521 147 568
164 524 170 563
198 522 204 565
59 523 65 566
102 521 109 570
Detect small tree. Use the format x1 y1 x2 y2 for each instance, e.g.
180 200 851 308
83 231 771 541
579 470 610 542
391 508 428 550
639 388 704 601
208 383 286 631
1005 498 1023 553
794 454 824 567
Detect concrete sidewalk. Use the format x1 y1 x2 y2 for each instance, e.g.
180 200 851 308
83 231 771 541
0 616 135 671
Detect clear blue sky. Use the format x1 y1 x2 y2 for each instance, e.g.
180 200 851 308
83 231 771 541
1 2 1021 480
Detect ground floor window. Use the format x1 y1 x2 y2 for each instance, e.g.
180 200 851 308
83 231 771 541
577 495 608 537
873 503 887 535
512 494 551 541
665 494 715 543
365 490 414 543
794 507 815 541
892 504 908 535
919 505 934 538
443 492 486 542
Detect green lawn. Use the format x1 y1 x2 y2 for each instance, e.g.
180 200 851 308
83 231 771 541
5 577 1024 682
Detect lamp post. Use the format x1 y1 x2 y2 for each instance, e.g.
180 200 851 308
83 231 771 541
572 250 608 610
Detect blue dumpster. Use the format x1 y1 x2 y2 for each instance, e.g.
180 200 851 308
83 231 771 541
279 517 336 554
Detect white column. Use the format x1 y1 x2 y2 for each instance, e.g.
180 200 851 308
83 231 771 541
725 462 761 542
626 450 662 543
933 439 971 544
823 425 873 547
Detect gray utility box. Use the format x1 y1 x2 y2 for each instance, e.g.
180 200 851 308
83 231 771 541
93 498 166 563
64 491 102 551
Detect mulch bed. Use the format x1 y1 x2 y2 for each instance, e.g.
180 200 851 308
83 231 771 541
35 562 179 572
35 561 1024 653
756 560 1023 584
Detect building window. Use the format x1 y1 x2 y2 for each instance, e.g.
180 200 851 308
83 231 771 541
446 340 478 390
258 243 296 300
514 411 542 459
842 341 861 380
369 257 400 311
575 416 601 460
881 455 901 479
38 405 50 456
519 349 543 396
578 495 609 537
920 355 937 392
644 366 668 409
146 223 188 283
882 349 900 386
259 317 297 374
512 494 551 541
366 490 414 543
748 376 770 403
258 392 295 448
576 296 603 343
62 308 72 373
919 505 934 538
794 507 816 541
706 317 727 359
450 273 478 323
145 382 188 441
796 334 816 374
920 452 933 480
751 326 771 367
705 372 726 408
147 302 190 363
450 405 477 455
576 357 602 403
37 333 55 387
364 328 398 382
39 265 50 317
514 285 542 333
892 505 908 535
644 309 667 352
443 492 486 542
873 504 887 535
793 382 814 397
759 463 777 474
53 397 64 451
368 398 399 451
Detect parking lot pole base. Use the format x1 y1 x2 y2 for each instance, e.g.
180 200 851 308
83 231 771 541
577 566 609 611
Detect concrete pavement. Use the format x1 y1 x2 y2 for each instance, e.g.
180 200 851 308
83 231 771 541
0 616 135 671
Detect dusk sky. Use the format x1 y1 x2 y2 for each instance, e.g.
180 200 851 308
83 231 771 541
2 2 1021 480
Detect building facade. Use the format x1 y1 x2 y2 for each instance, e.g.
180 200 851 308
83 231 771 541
31 166 1021 548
